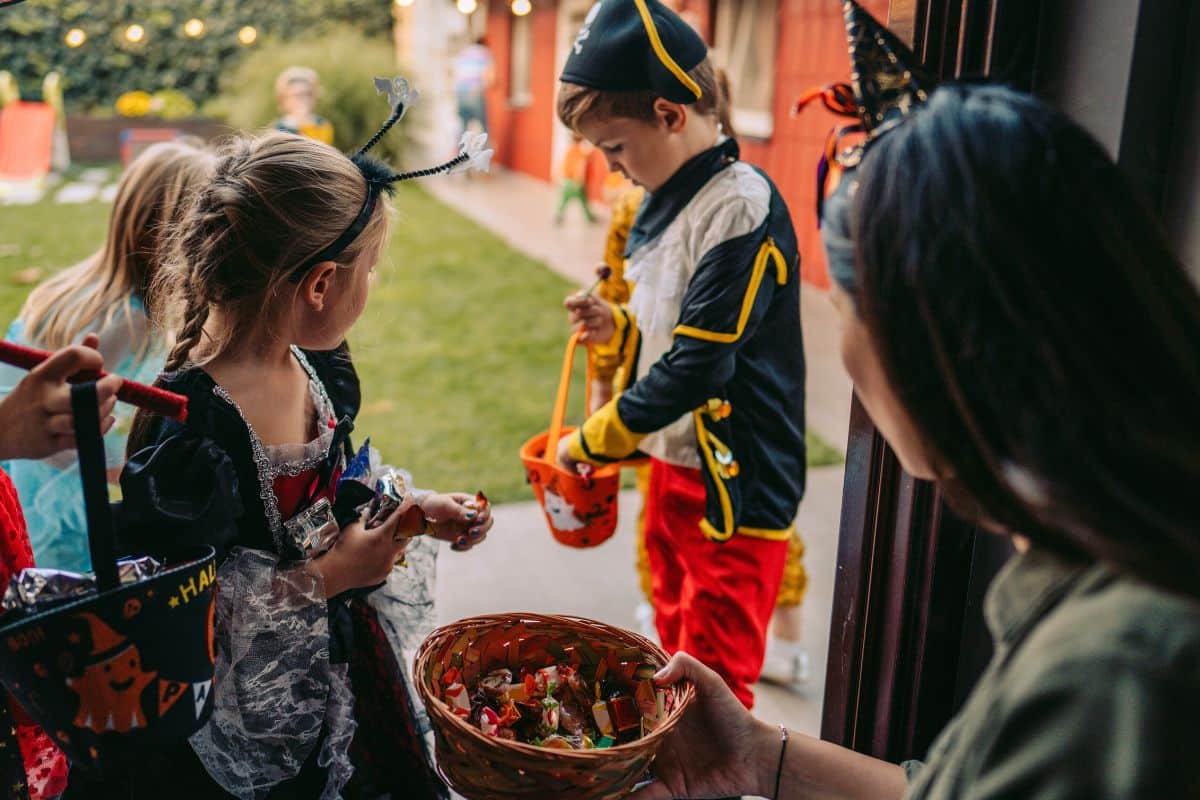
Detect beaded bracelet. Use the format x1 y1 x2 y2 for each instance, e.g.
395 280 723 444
774 724 790 800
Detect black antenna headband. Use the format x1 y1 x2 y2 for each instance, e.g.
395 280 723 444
289 77 492 282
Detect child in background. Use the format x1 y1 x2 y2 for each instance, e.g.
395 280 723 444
555 132 597 225
557 0 805 710
99 129 494 797
0 141 215 573
273 66 335 145
0 338 122 800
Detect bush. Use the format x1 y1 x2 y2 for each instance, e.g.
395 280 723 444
0 0 393 112
208 26 411 163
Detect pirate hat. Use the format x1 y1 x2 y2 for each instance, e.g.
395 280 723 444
560 0 708 104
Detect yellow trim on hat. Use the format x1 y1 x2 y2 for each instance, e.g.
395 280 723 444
633 0 702 100
674 238 788 344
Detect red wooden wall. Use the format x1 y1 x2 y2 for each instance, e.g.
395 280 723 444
484 0 891 287
737 0 888 288
485 0 559 182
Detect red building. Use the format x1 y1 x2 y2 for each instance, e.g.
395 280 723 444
480 0 889 288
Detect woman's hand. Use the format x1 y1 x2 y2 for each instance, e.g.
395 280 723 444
313 507 409 598
418 492 493 552
0 333 122 461
564 294 616 344
629 652 778 800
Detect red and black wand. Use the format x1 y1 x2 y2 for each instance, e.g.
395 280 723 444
0 340 188 422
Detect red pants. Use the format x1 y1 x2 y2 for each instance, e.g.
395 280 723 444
644 459 788 709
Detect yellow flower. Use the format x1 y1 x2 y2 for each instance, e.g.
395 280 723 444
115 90 153 118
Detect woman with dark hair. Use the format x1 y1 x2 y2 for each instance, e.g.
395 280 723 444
629 10 1200 799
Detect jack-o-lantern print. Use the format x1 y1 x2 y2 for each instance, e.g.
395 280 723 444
65 613 157 733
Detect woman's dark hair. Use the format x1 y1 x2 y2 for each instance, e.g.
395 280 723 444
852 83 1200 598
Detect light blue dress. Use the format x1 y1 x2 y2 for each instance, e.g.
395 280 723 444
0 297 165 572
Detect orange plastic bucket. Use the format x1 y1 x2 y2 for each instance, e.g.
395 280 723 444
520 332 621 548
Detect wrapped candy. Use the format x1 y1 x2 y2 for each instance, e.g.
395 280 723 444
2 556 163 613
540 697 560 733
445 682 472 719
535 665 560 695
607 694 640 739
479 706 501 736
284 497 340 556
480 668 514 702
591 696 615 738
442 657 669 751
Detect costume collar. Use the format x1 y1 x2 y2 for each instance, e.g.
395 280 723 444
626 136 740 257
984 546 1108 647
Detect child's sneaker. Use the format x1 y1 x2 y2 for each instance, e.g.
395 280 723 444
634 601 658 644
759 637 810 689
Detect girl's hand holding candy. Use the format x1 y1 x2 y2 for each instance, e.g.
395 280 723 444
417 492 493 552
312 507 411 598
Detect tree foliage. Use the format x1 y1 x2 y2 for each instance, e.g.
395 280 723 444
0 0 393 112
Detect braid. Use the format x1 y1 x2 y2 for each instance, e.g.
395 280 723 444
164 290 209 372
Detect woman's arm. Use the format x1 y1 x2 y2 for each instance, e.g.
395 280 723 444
631 652 908 800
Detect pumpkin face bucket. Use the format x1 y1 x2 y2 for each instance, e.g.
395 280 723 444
520 332 621 548
0 547 217 772
0 381 215 775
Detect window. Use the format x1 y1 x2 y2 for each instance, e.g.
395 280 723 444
510 13 533 108
713 0 778 139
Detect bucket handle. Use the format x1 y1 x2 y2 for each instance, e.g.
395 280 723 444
545 331 594 464
71 382 120 592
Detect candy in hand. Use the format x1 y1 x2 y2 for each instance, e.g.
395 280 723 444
583 265 613 297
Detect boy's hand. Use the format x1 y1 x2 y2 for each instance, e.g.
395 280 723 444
0 334 122 461
418 493 493 552
556 435 582 473
564 294 616 344
589 379 613 414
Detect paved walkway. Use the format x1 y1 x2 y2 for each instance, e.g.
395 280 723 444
432 168 856 743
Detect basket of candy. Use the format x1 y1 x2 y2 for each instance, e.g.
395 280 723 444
520 331 621 549
415 612 694 800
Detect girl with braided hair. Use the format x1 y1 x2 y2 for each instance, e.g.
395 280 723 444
90 121 494 798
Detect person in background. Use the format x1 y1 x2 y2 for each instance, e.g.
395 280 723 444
453 36 495 139
555 132 597 225
273 66 335 145
0 140 215 573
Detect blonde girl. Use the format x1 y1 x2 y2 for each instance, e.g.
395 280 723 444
0 141 216 572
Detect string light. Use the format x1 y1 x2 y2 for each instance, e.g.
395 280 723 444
238 26 258 45
184 18 206 38
64 28 87 47
456 0 478 14
124 24 146 43
512 0 532 14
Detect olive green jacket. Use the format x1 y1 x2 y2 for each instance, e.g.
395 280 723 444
905 547 1200 799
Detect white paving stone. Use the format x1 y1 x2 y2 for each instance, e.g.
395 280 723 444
0 184 45 205
54 182 100 204
79 167 112 184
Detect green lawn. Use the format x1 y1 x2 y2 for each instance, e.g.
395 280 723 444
0 175 841 502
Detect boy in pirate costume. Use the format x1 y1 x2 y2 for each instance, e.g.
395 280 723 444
557 0 805 709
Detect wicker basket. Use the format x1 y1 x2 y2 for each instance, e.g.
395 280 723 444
415 613 694 800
